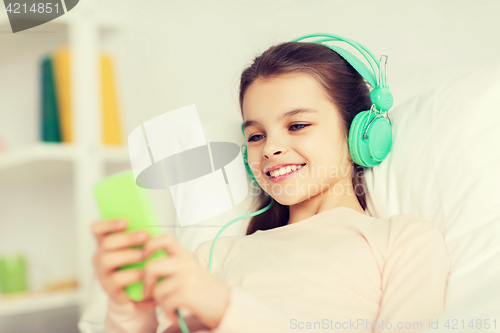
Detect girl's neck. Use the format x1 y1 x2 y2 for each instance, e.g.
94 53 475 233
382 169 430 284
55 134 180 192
287 178 366 225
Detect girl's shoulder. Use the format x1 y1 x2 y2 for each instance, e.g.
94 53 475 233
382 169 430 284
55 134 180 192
384 214 449 260
385 214 445 243
350 213 449 264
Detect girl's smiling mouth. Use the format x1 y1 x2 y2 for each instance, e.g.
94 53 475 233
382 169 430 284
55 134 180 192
265 163 306 183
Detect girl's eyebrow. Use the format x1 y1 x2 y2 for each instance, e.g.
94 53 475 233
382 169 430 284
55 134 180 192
243 108 318 130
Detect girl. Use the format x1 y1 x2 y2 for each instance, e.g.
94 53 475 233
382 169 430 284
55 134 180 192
93 41 451 333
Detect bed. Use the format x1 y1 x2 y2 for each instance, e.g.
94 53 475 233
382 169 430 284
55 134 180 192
78 62 500 333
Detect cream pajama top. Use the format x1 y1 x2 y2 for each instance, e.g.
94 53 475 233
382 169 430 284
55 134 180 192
104 207 451 333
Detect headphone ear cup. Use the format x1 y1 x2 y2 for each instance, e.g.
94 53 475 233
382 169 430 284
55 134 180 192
348 111 366 166
348 110 393 167
241 144 261 187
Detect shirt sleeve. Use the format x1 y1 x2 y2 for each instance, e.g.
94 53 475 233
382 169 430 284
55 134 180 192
374 215 451 333
104 297 158 332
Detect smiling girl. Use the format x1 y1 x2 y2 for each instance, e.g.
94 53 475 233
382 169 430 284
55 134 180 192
96 40 450 333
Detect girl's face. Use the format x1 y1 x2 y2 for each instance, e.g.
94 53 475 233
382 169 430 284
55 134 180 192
242 72 353 205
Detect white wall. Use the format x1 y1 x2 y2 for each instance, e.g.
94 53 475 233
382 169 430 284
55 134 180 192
2 0 499 148
99 0 500 143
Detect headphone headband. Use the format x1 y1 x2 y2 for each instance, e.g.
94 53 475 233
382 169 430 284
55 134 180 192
241 33 394 170
291 33 388 90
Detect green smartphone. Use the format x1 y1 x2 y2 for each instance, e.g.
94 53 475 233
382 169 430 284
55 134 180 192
93 170 167 302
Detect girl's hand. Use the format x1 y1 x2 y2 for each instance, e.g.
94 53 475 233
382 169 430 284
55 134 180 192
142 233 230 329
91 219 155 310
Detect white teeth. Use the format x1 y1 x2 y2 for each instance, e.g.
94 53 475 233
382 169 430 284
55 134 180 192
269 164 304 178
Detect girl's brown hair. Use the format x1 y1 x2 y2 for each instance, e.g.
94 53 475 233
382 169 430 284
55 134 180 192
239 41 371 235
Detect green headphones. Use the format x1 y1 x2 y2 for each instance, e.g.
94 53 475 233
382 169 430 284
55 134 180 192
241 33 394 188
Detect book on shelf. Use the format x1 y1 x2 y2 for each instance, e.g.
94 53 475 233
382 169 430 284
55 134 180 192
41 57 62 143
52 47 72 143
101 54 124 146
40 47 124 146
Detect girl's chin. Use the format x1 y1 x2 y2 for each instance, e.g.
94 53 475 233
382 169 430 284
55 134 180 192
269 196 302 207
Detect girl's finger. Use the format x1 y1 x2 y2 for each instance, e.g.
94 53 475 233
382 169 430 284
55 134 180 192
99 249 145 272
101 230 149 252
143 233 188 258
133 299 156 311
114 290 134 304
91 219 128 244
151 274 183 302
158 293 186 326
107 269 143 290
143 257 180 299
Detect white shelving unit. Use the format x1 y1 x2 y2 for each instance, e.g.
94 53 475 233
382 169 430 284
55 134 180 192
0 289 80 317
0 1 130 320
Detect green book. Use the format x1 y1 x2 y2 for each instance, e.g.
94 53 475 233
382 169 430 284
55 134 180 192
41 56 61 143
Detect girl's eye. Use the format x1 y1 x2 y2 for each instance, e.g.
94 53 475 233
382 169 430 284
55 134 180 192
289 123 309 131
248 134 264 142
247 124 310 142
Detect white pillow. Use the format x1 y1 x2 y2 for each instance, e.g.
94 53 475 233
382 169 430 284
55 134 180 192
364 63 500 331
